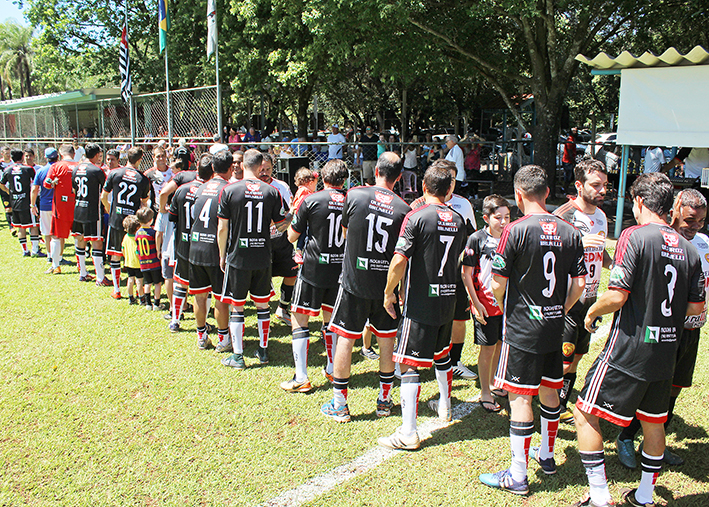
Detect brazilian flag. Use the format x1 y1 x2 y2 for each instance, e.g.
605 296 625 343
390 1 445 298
158 0 170 53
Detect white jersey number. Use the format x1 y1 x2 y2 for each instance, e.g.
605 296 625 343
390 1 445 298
661 264 677 317
365 213 393 254
245 200 263 233
76 176 88 198
542 251 557 298
198 198 213 229
438 235 455 277
326 212 345 248
116 182 137 205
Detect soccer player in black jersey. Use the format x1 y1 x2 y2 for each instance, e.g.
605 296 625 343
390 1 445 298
280 159 349 393
189 150 233 351
378 163 466 450
71 143 107 284
573 173 704 507
320 152 410 423
218 149 288 369
479 165 586 495
0 148 40 256
101 147 150 299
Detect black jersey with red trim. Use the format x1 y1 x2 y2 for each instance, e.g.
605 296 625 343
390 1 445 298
72 162 106 223
340 186 411 300
1 163 35 211
217 177 287 270
291 188 346 288
103 167 150 229
395 203 466 326
171 170 197 187
189 176 230 267
168 178 202 261
492 213 586 354
462 228 503 317
600 223 704 381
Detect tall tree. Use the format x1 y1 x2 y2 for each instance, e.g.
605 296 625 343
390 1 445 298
0 21 34 98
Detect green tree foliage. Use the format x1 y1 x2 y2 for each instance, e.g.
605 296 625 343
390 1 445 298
0 21 35 100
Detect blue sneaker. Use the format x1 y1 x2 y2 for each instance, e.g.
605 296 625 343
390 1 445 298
529 446 557 474
616 436 637 469
479 468 529 495
320 399 351 423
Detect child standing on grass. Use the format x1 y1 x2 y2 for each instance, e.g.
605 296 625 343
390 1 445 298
461 194 511 413
121 215 143 305
291 167 318 264
135 207 164 311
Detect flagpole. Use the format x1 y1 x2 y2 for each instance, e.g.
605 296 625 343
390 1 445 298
126 0 135 146
215 27 223 142
165 45 172 147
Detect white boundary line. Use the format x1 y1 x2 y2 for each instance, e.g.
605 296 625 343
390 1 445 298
259 401 481 507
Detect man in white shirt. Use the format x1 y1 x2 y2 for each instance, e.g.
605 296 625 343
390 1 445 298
327 124 346 160
209 133 229 155
445 135 465 184
72 139 86 162
643 146 667 174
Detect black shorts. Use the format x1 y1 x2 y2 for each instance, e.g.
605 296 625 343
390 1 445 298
562 299 594 362
673 327 701 388
71 217 103 242
291 277 338 316
329 287 400 340
188 263 224 296
453 280 471 321
221 266 272 306
11 209 37 229
394 317 453 368
474 315 503 346
577 359 672 427
494 341 564 396
125 266 143 279
105 226 125 256
141 268 164 286
271 245 299 278
173 256 190 286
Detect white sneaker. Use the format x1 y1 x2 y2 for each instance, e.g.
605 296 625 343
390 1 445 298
452 361 478 380
377 428 420 450
275 306 291 326
427 399 452 422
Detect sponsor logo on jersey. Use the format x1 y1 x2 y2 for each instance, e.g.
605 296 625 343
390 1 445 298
696 240 708 249
705 253 709 263
662 230 679 247
331 192 345 203
562 342 576 357
644 326 660 343
181 232 189 242
599 230 606 238
492 254 506 270
247 183 260 192
576 222 591 233
319 253 330 264
529 305 543 320
540 221 558 236
609 266 624 283
437 210 453 222
395 237 407 249
356 257 369 270
191 231 199 242
374 191 394 204
429 284 440 297
238 238 248 248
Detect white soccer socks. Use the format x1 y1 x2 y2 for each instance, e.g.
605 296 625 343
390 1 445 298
229 309 245 354
292 326 310 382
400 370 421 437
539 404 561 460
257 308 270 349
509 420 534 482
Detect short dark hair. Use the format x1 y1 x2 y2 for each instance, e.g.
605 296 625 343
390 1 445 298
574 159 607 184
10 148 23 162
423 164 452 198
106 149 120 159
84 143 102 160
514 165 548 200
678 188 707 209
136 206 154 225
321 159 348 187
294 167 316 187
482 194 510 217
127 147 143 165
630 172 674 216
198 153 214 181
375 152 403 183
171 158 184 172
212 149 233 174
429 158 457 176
243 149 263 171
23 147 35 156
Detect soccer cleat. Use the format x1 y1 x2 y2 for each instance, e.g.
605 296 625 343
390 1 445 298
215 339 232 353
280 377 313 393
360 346 379 360
529 446 557 475
32 251 47 258
621 488 655 507
221 353 246 370
168 322 180 333
78 274 95 282
377 428 420 450
197 334 213 350
253 346 269 364
568 493 616 507
129 297 138 305
427 399 452 422
23 251 31 257
96 278 112 287
376 398 394 417
320 400 351 423
322 367 334 383
637 441 684 466
275 306 291 326
110 291 122 300
451 361 478 380
44 266 55 274
479 468 529 495
616 437 637 469
560 408 576 425
60 258 73 266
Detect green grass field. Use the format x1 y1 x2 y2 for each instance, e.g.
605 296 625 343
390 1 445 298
0 231 707 506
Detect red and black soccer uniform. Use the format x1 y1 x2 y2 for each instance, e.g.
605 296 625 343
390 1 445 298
45 160 77 239
71 162 106 241
492 213 586 396
136 226 164 286
462 228 504 346
329 186 411 339
171 170 197 188
188 176 231 296
576 223 704 426
393 204 467 368
1 162 36 228
168 178 202 286
103 167 150 256
217 178 287 305
290 188 347 316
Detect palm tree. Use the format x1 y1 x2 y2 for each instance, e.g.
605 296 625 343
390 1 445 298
0 21 35 99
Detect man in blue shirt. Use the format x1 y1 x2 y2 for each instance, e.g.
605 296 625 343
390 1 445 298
29 147 58 259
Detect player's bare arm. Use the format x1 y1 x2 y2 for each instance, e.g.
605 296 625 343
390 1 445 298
491 274 507 312
287 226 301 244
462 264 488 324
217 217 229 272
687 301 704 316
159 180 178 213
30 185 40 216
564 277 586 314
100 189 110 214
0 182 8 194
140 196 149 207
584 288 628 332
383 253 408 318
